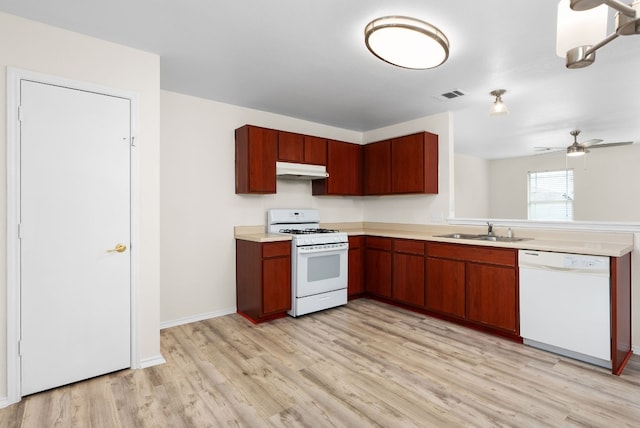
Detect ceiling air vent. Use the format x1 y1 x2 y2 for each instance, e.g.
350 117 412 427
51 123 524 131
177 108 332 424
433 89 466 101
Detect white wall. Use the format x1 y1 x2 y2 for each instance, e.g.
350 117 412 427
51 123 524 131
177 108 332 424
454 154 490 218
160 91 364 325
361 112 454 224
486 144 640 221
0 12 161 399
159 93 454 325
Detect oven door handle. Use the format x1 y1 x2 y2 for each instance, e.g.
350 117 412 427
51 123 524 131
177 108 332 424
297 244 348 254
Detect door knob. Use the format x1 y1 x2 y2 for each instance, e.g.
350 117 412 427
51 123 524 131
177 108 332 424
107 243 127 253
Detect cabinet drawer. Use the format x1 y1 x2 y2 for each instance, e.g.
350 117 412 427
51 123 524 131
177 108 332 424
393 239 425 255
348 235 364 249
365 236 392 251
427 242 516 267
262 241 291 258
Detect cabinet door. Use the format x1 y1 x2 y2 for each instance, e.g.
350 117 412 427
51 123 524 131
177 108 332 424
466 263 517 333
262 253 291 315
426 257 465 318
391 133 424 194
363 140 391 195
235 125 277 194
392 252 425 307
329 140 362 195
365 246 391 298
278 131 304 162
313 140 362 195
303 135 327 165
348 236 364 297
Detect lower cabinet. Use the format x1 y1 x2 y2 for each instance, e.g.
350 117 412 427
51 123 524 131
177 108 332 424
426 242 518 335
348 236 365 298
426 257 465 318
466 262 517 332
236 239 291 322
392 239 426 307
364 237 392 298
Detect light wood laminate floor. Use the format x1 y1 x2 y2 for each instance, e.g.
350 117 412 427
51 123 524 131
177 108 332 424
2 298 640 427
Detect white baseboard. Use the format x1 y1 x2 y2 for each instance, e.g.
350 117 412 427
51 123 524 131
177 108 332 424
139 354 166 369
160 307 236 330
632 346 639 355
0 397 9 409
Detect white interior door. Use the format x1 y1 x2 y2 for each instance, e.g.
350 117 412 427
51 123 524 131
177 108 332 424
20 80 132 396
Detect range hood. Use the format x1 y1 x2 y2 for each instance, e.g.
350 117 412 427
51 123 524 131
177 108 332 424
276 161 329 180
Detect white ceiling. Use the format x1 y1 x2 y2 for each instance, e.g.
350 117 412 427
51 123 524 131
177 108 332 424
1 0 639 159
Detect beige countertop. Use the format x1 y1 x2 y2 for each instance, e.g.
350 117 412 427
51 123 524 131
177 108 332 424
234 222 634 257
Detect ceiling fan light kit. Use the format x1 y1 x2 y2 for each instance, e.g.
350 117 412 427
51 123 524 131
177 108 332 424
364 16 449 69
535 129 632 156
489 89 509 116
556 0 640 69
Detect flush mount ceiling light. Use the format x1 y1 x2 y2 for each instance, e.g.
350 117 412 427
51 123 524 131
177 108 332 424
364 16 450 69
556 0 640 69
489 89 509 116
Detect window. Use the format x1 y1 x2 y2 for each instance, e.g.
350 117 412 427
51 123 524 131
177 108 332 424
528 169 574 221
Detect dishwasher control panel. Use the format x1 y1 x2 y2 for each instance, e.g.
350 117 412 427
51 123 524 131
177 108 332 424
519 250 609 274
563 255 608 270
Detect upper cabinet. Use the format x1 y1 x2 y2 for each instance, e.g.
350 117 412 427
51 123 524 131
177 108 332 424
313 139 363 196
235 125 277 194
364 132 438 195
363 140 391 195
235 125 438 196
303 135 328 166
277 131 327 165
392 132 438 194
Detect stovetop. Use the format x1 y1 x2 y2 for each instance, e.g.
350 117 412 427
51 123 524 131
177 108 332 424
266 208 347 245
278 228 340 235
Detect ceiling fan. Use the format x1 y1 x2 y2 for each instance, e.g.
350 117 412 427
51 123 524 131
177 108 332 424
534 130 633 157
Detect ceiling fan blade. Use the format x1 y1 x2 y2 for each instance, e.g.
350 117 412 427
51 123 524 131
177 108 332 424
534 146 564 151
588 141 634 149
580 138 603 147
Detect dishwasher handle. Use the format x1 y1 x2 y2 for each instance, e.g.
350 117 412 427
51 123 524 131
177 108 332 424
519 263 609 276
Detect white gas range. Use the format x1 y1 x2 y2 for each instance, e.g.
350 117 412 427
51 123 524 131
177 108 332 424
267 209 348 317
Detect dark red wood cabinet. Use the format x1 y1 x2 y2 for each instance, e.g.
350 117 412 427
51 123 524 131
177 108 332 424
347 236 365 298
363 140 391 195
426 256 466 318
235 125 277 194
364 132 438 195
391 132 438 194
236 240 291 322
277 131 327 165
303 135 328 165
313 140 363 196
426 242 518 336
364 236 392 298
277 131 304 163
391 239 426 307
236 125 439 197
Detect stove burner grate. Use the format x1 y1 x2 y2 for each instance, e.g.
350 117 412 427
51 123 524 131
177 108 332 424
279 228 340 235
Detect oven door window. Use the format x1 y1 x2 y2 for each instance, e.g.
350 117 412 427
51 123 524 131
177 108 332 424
308 254 340 282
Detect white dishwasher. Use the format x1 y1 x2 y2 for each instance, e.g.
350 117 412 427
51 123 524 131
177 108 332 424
518 250 611 368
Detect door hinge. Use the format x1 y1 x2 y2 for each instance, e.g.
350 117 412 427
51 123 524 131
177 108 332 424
131 136 136 147
18 223 22 239
18 340 22 356
18 105 23 122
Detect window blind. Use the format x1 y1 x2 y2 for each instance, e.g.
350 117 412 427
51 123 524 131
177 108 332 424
528 169 574 221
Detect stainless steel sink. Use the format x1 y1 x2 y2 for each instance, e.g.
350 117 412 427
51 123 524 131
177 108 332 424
435 233 484 239
472 235 531 242
435 233 531 242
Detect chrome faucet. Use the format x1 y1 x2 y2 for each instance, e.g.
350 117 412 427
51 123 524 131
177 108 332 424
487 222 494 236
